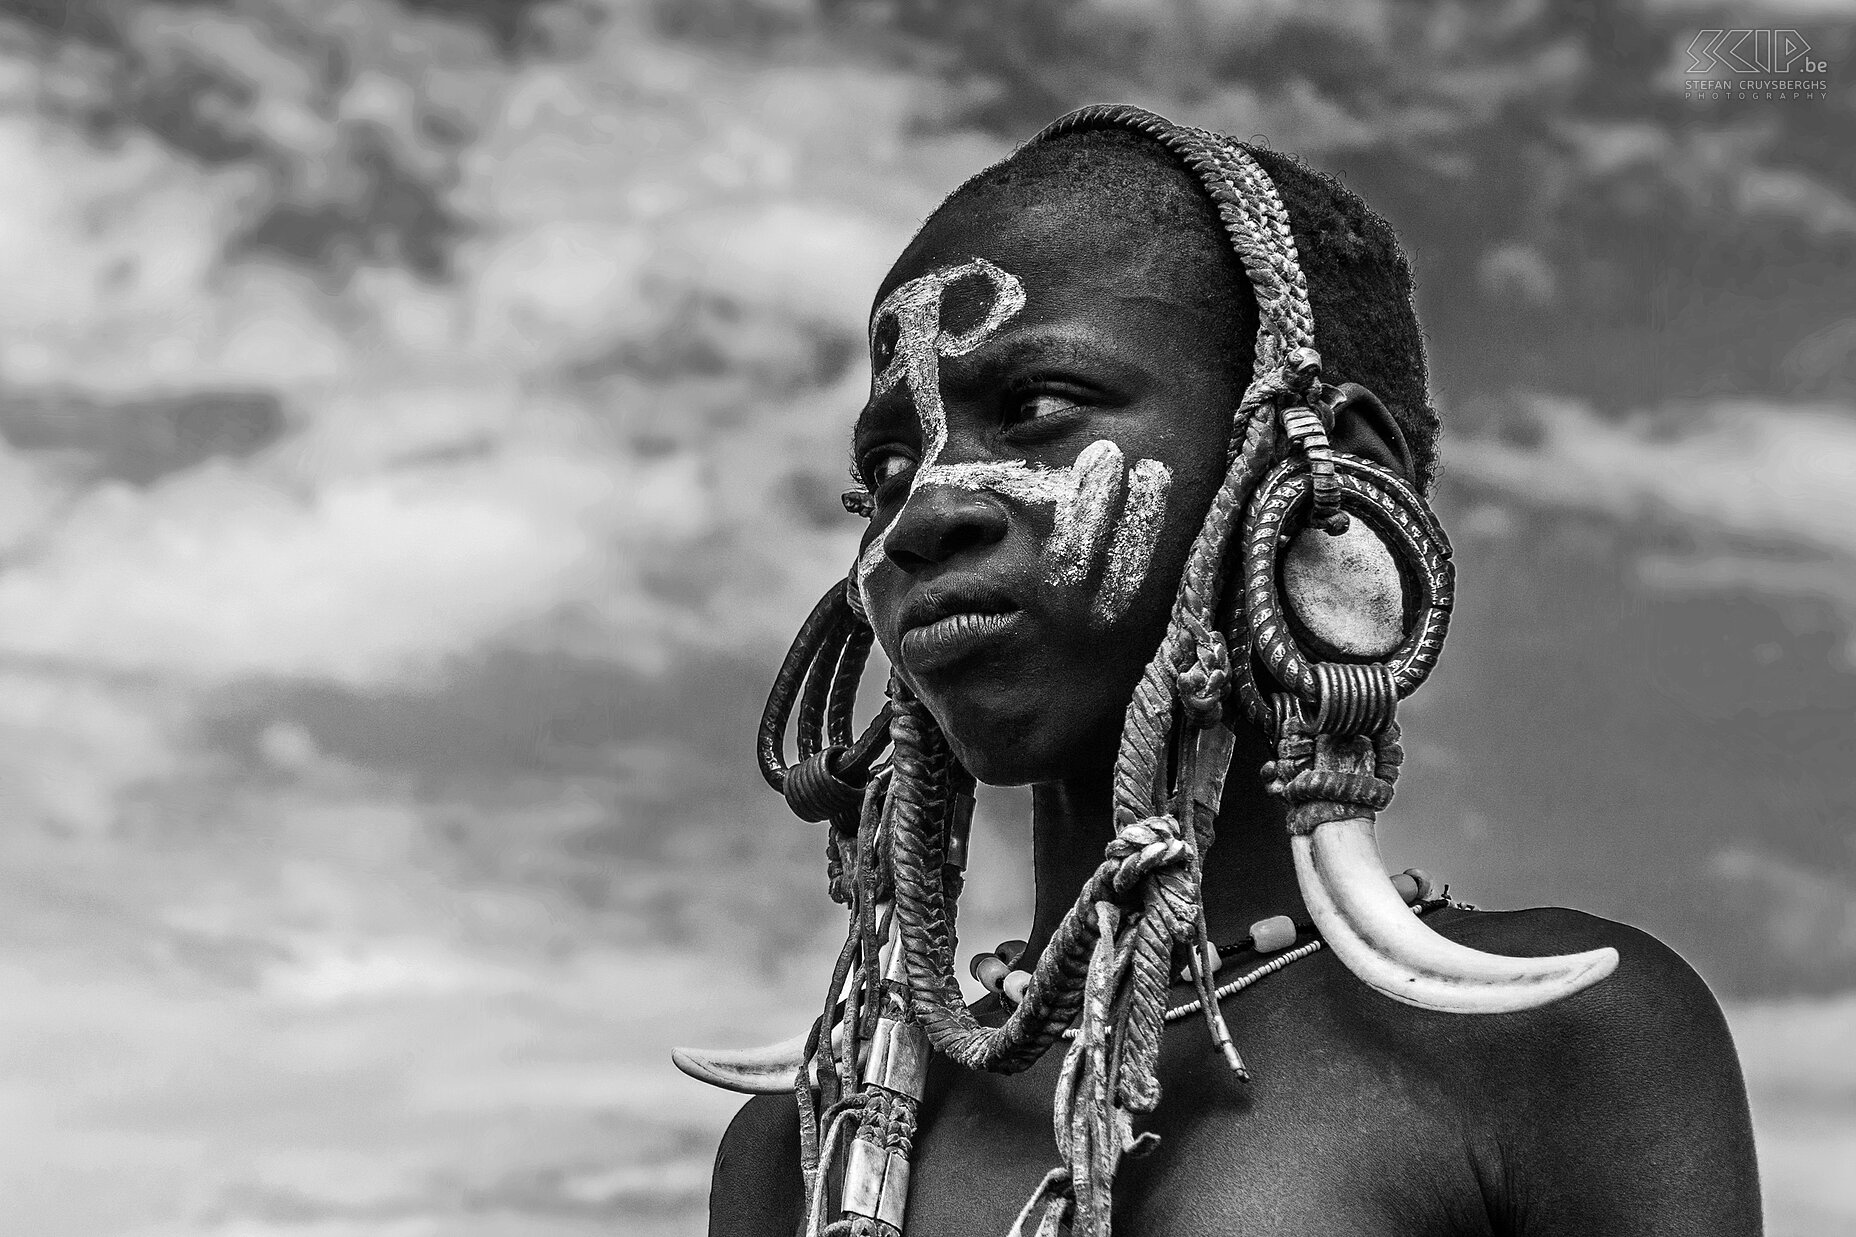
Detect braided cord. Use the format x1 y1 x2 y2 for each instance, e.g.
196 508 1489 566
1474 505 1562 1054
1032 106 1315 368
890 692 1102 1070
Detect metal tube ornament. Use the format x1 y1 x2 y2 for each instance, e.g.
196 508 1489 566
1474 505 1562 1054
835 917 931 1234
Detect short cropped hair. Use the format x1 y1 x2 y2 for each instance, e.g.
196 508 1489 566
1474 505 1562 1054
939 126 1441 488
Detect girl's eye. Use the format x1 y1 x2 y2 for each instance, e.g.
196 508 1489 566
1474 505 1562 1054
1011 390 1084 423
867 450 916 494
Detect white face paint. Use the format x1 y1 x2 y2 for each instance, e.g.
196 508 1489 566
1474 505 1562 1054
1049 440 1125 586
1095 458 1171 620
856 260 1174 626
869 258 1026 472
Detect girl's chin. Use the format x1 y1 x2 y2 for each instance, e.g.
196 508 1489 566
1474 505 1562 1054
935 712 1119 789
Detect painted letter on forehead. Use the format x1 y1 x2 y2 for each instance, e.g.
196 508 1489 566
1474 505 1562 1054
869 258 1027 469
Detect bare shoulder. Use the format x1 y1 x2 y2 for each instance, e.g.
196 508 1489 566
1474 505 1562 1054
1393 904 1744 1093
708 1092 804 1237
1407 905 1763 1234
1433 903 1732 1043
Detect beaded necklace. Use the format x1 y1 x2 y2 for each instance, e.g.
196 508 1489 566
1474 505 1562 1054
970 869 1446 1047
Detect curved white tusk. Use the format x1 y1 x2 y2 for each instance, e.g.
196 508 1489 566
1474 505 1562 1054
672 1028 811 1095
676 904 898 1098
1294 815 1618 1014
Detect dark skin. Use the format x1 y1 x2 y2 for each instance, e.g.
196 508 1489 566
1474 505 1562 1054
710 184 1763 1235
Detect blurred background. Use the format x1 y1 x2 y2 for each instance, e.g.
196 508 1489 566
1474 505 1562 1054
0 0 1848 1233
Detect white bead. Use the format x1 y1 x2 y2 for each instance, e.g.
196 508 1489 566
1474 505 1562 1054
1002 970 1031 1006
1251 914 1297 953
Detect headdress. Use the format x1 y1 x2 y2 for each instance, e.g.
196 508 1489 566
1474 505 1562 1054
676 105 1615 1237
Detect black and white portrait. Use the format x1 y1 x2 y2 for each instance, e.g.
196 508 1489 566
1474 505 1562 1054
0 3 1847 1235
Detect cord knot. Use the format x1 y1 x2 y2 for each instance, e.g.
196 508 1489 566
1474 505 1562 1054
1106 814 1190 898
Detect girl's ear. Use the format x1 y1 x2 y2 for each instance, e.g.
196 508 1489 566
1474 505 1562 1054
1328 382 1415 482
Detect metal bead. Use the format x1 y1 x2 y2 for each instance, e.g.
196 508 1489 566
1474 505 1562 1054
1391 871 1421 905
970 954 1009 993
1002 970 1031 1006
1403 867 1436 902
1251 914 1297 953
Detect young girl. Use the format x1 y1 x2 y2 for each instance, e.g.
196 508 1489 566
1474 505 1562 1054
686 105 1760 1237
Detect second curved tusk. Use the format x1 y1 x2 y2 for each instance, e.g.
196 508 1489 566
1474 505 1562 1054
1294 815 1618 1014
672 1028 811 1095
675 903 896 1097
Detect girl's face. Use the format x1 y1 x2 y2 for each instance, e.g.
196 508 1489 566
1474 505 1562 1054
851 189 1247 786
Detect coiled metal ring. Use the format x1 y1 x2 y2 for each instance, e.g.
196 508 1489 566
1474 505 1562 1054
1233 454 1453 735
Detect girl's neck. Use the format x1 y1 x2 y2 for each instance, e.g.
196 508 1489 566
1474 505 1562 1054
1017 730 1306 964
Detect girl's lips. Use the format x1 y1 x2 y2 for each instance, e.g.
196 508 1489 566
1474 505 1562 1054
898 609 1024 674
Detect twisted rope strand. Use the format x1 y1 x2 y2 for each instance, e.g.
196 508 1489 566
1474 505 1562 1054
890 693 1121 1071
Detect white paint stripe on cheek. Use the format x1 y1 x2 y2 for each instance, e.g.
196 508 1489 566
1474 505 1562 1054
1094 459 1172 622
1049 440 1125 586
915 460 1071 506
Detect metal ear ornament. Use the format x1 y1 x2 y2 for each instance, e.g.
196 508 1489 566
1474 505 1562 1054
1235 426 1617 1015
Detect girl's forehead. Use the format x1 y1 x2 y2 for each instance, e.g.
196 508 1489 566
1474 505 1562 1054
872 190 1190 326
864 252 1221 398
867 259 1028 409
